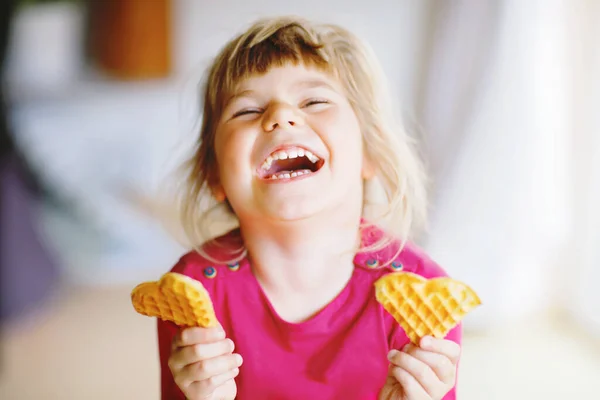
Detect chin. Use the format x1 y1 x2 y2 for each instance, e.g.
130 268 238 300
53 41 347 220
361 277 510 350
261 196 328 222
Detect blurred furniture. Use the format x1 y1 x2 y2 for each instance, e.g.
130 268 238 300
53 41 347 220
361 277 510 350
9 78 188 285
1 0 60 323
5 0 181 287
88 0 172 79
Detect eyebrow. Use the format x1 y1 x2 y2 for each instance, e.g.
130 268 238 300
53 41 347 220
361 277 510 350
292 78 338 91
224 90 255 106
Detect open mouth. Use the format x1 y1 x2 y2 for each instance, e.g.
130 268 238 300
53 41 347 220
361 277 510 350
258 146 325 181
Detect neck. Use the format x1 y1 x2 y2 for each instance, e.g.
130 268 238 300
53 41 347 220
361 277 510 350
239 212 362 295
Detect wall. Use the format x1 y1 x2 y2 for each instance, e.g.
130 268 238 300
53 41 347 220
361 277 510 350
172 0 431 114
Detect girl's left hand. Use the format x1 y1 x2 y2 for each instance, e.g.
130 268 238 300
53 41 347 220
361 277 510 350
379 336 461 400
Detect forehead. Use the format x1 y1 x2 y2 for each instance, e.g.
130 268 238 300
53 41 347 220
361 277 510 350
225 64 340 101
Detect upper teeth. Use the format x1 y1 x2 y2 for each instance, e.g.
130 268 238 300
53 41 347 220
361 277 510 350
261 147 320 171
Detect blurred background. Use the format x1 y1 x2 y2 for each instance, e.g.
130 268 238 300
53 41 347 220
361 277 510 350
0 0 598 399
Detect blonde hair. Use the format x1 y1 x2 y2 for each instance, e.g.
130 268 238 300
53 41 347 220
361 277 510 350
177 16 428 262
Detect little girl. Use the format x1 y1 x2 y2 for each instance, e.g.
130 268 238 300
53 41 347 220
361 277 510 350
158 16 461 400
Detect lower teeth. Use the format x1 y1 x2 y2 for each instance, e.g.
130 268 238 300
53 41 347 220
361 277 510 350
270 169 311 179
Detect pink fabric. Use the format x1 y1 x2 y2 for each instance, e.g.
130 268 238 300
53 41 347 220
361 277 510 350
158 226 461 399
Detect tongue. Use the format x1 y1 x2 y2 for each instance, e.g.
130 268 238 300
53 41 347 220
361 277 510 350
270 157 311 174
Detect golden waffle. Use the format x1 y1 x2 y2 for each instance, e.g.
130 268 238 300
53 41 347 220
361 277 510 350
131 272 218 328
374 272 481 344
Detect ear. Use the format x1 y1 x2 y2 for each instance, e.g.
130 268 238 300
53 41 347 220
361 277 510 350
361 153 376 180
211 184 226 203
207 166 226 202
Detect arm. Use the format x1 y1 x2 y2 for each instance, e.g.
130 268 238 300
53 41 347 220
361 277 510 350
410 248 463 399
157 253 203 399
439 324 462 400
157 252 239 400
381 246 464 400
382 324 461 400
158 319 187 400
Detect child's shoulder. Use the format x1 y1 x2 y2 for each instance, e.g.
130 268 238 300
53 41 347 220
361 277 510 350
355 223 450 279
396 241 449 279
169 228 247 285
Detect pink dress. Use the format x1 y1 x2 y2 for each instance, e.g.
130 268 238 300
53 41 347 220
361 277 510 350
157 225 461 399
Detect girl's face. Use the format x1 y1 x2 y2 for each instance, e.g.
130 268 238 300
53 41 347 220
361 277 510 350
213 64 371 224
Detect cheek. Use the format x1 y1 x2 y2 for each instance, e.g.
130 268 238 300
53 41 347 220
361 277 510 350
322 105 361 140
320 110 363 160
214 127 255 184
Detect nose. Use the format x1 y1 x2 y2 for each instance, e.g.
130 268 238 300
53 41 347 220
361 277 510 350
262 102 305 132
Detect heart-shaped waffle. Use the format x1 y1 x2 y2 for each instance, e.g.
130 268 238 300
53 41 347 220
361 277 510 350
374 272 481 344
131 272 218 328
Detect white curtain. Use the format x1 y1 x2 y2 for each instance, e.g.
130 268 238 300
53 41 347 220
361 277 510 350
415 0 574 330
567 0 600 337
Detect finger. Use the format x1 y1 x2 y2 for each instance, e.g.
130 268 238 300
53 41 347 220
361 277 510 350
173 326 225 349
403 344 456 385
171 339 235 369
419 336 461 364
389 366 430 399
388 350 443 398
188 368 240 398
180 353 243 383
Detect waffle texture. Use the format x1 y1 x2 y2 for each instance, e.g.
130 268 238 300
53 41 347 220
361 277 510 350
374 272 481 344
131 272 218 328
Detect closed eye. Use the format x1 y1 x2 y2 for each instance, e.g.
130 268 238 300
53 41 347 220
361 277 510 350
303 99 329 108
232 108 262 118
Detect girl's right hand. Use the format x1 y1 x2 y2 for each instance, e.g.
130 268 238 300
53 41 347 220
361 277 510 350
168 325 242 400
